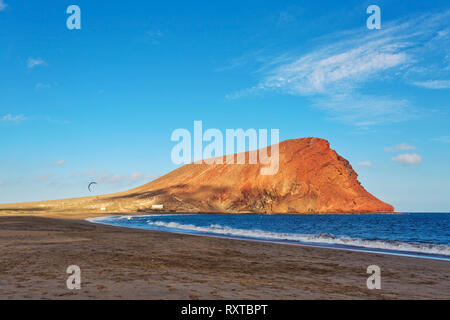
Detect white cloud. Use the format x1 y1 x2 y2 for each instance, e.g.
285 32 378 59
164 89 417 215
413 80 450 89
96 172 151 184
27 57 46 69
108 174 122 183
146 30 163 44
357 161 372 167
314 94 415 126
227 11 450 126
258 44 407 96
127 172 145 182
0 181 3 186
392 153 422 166
0 1 7 11
35 82 51 90
36 174 53 183
54 160 66 166
1 114 26 122
433 136 450 143
85 169 95 176
384 143 417 152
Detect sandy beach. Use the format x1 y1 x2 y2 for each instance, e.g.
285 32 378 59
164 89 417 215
0 215 448 300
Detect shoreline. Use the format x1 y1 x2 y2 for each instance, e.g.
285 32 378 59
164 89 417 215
88 215 450 262
0 215 448 299
0 209 403 220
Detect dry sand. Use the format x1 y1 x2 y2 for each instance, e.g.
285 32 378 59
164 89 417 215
0 215 449 300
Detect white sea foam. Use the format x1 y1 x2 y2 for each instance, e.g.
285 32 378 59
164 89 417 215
146 220 450 257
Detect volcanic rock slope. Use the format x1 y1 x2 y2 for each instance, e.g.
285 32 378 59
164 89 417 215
114 137 394 213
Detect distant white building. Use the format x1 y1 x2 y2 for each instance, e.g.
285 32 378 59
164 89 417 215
151 204 164 211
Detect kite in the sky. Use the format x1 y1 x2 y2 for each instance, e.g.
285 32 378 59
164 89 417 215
88 182 97 192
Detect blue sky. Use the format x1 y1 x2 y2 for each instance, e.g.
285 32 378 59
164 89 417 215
0 0 449 212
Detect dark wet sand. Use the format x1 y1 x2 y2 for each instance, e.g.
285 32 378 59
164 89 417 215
0 216 449 300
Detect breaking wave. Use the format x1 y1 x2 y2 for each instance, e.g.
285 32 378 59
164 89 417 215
146 220 450 257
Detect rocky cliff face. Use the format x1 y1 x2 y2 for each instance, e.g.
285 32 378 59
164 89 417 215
117 137 393 213
0 138 394 214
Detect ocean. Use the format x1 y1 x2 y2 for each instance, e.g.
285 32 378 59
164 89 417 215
89 213 450 261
